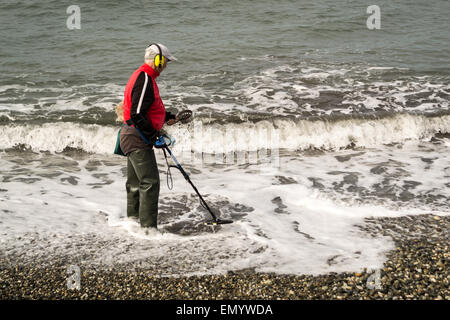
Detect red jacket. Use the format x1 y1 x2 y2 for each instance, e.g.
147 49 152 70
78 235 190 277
123 64 173 139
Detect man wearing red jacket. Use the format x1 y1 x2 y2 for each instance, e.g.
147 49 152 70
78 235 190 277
120 43 178 229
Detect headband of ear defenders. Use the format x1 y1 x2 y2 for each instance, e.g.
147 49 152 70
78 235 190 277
148 43 164 68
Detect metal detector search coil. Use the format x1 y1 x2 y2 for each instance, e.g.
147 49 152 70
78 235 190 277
176 110 193 124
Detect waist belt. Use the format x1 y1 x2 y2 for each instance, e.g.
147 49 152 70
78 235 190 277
124 120 152 145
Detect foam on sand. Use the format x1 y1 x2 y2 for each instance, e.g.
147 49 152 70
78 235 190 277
1 137 448 275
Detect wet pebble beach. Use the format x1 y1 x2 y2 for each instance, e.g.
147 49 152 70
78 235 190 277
2 0 450 304
1 214 448 300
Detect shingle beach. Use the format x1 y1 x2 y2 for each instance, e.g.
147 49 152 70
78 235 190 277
1 214 448 300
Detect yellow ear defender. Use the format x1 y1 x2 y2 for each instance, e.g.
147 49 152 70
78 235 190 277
149 43 165 69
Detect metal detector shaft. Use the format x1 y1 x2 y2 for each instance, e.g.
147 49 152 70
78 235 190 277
163 146 219 222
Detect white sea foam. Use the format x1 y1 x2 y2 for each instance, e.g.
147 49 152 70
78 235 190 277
367 67 409 71
2 64 448 120
1 138 448 275
0 83 123 113
1 113 448 155
0 122 117 154
218 63 450 117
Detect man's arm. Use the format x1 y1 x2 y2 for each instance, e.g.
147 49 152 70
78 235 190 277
130 72 158 139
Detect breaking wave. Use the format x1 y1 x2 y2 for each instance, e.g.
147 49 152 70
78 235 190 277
0 113 449 154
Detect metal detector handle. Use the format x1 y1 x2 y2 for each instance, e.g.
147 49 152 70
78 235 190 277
155 134 176 149
154 136 167 148
164 146 188 179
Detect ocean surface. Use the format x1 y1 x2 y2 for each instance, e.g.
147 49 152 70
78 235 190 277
0 0 449 276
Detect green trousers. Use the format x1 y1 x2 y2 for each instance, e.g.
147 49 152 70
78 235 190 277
126 148 160 228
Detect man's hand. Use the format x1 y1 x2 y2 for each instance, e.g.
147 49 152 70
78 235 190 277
166 116 179 126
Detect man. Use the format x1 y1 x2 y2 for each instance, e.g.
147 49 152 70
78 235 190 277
119 43 178 229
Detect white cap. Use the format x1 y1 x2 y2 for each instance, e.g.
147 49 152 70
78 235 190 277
144 43 178 62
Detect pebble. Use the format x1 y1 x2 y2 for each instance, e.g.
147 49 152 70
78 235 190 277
0 214 448 300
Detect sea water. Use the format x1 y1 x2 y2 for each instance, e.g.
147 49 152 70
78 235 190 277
0 0 449 276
